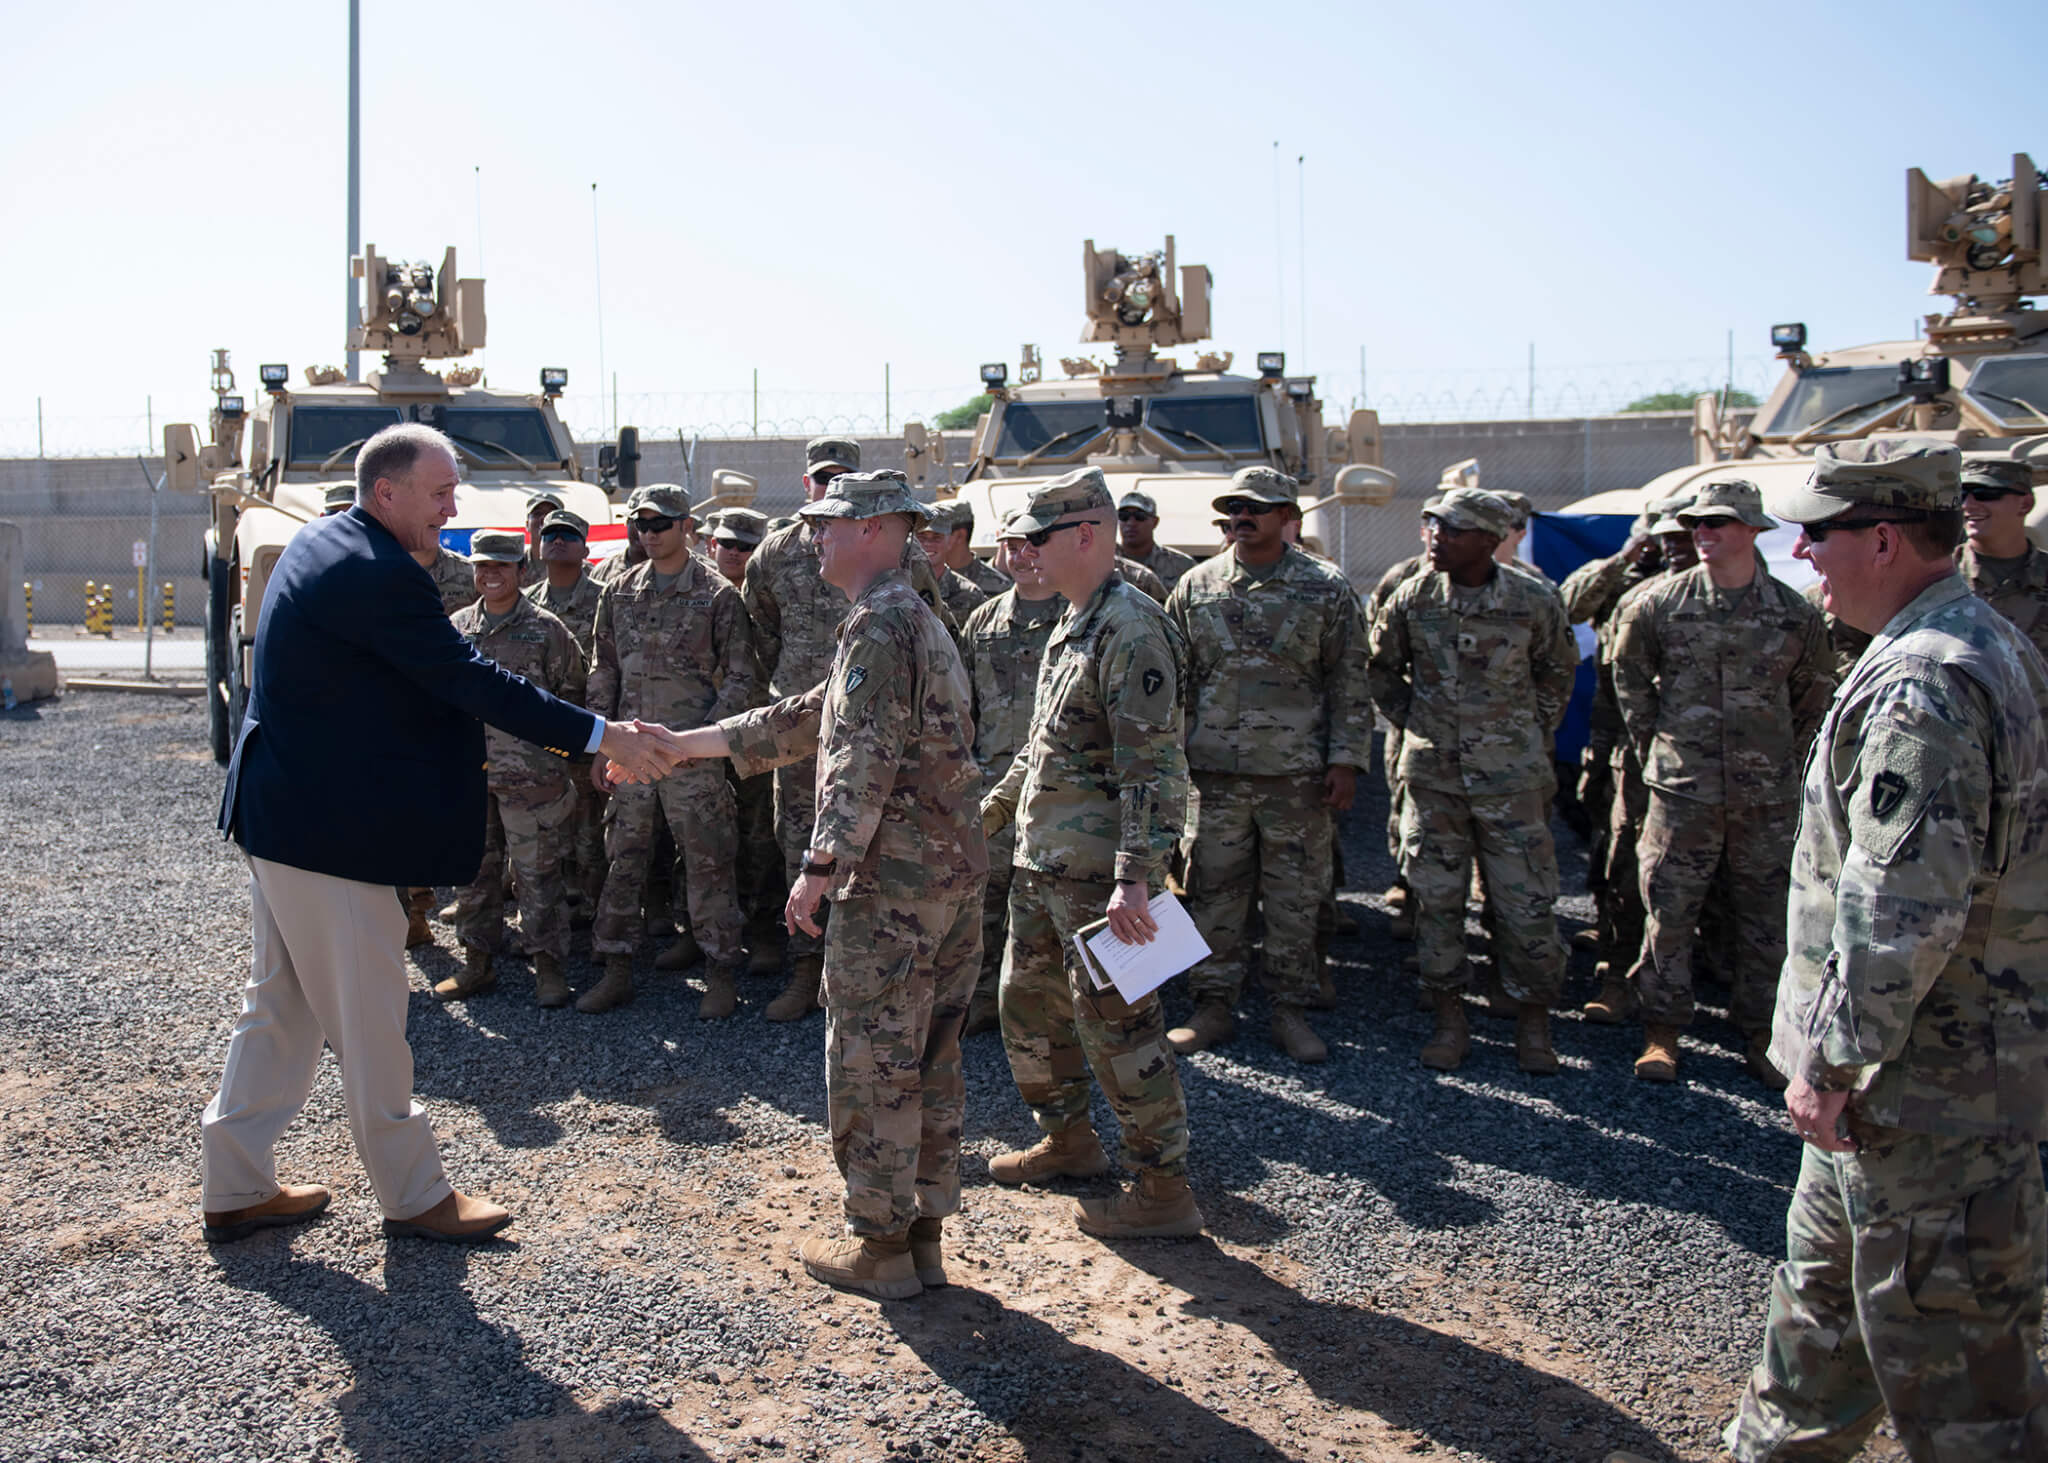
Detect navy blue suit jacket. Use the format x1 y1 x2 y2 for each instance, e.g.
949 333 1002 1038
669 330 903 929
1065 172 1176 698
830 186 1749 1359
218 506 598 887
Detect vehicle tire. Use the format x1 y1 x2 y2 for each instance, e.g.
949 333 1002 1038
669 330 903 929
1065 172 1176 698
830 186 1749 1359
206 556 232 764
226 603 250 751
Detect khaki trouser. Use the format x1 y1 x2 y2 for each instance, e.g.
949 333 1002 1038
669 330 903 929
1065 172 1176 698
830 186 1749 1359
201 856 452 1220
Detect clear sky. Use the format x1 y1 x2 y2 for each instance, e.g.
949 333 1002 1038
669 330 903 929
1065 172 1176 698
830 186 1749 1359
2 0 2038 454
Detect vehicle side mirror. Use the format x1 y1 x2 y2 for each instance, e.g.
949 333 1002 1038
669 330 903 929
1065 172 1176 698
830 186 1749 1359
165 424 201 496
616 426 640 492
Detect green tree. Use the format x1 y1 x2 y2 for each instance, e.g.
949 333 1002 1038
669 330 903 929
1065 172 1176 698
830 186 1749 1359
934 393 993 430
1621 387 1759 413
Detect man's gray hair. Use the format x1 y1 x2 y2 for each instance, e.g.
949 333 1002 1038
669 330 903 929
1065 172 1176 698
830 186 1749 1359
356 423 455 504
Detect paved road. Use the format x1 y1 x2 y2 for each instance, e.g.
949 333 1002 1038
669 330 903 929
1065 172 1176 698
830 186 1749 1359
28 635 206 674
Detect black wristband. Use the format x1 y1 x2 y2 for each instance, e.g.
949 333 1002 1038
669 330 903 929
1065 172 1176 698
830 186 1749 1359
802 857 837 877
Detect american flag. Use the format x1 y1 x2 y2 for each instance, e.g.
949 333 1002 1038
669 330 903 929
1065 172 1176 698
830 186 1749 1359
437 523 631 566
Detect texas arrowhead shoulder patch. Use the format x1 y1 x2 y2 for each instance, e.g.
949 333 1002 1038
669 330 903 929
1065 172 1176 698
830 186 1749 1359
1869 770 1908 819
845 664 868 694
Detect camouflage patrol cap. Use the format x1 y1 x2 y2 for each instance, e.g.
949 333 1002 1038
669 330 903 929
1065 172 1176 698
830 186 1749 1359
540 508 589 539
1677 479 1777 531
1118 489 1159 518
628 483 693 520
1002 467 1114 537
324 481 356 509
526 490 565 516
468 529 528 564
1213 465 1299 512
767 515 797 532
1424 486 1515 540
1769 439 1962 523
711 507 767 546
796 468 932 524
1494 490 1535 530
805 437 860 475
1960 457 2035 494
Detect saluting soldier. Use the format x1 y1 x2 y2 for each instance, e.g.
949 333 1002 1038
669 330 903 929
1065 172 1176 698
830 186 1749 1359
648 471 987 1302
1163 467 1370 1065
435 530 586 1008
1727 439 2048 1460
982 468 1203 1240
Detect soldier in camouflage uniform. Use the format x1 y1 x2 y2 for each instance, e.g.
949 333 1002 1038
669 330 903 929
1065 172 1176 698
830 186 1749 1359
917 502 992 623
1116 489 1199 595
580 484 757 1020
399 532 484 948
1802 577 1872 680
524 508 605 915
589 502 650 586
656 472 986 1302
741 437 957 1020
1726 439 2048 1461
518 491 565 589
1365 503 1440 940
1953 455 2048 660
709 507 767 590
1163 467 1369 1065
707 507 784 956
923 498 1011 596
1114 552 1170 604
982 468 1203 1240
432 531 586 1008
957 536 1062 1038
1611 480 1833 1085
1368 487 1576 1074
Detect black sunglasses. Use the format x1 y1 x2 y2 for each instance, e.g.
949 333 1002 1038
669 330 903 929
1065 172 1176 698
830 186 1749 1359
1800 515 1925 543
633 514 680 534
1116 509 1152 523
1962 486 2023 503
1218 498 1284 517
539 527 583 543
1013 518 1100 549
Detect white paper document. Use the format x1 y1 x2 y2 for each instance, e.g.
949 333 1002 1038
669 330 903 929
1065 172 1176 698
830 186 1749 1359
1068 891 1211 1005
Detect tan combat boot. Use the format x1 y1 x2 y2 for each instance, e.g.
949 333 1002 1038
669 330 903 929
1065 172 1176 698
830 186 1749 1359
1745 1031 1788 1091
1165 999 1236 1055
532 953 569 1009
908 1215 946 1288
764 954 822 1022
405 898 435 951
746 931 784 978
653 930 703 972
1634 1024 1681 1083
1515 1003 1559 1076
1074 1170 1205 1239
799 1230 921 1301
988 1124 1111 1186
1420 989 1470 1071
1581 963 1636 1025
962 987 1000 1038
1270 1004 1328 1064
697 964 739 1021
433 945 497 1002
576 954 636 1015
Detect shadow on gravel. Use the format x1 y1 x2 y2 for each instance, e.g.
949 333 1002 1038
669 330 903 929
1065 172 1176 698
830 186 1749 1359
1108 1240 1675 1462
879 1281 1282 1462
210 1241 718 1462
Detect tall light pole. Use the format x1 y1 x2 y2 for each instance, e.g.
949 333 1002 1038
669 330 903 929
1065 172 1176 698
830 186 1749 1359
345 0 361 380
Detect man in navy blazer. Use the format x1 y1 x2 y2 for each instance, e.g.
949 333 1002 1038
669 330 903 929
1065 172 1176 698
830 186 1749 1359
201 423 675 1244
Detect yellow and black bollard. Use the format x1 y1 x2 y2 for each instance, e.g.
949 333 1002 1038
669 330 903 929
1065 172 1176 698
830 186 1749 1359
82 581 96 636
22 581 32 638
161 581 175 635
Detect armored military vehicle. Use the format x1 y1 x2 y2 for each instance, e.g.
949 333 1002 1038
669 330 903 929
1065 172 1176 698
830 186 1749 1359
168 246 667 763
902 236 1397 589
1566 153 2047 529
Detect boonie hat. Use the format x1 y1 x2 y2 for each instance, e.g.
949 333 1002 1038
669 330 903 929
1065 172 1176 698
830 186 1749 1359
1768 439 1962 524
806 437 860 475
1677 479 1777 531
468 529 528 564
796 469 932 523
921 500 968 534
630 484 693 520
540 508 589 539
1211 465 1298 513
1425 486 1515 539
1001 467 1115 537
712 507 768 547
324 481 356 509
1960 457 2034 494
1118 490 1159 517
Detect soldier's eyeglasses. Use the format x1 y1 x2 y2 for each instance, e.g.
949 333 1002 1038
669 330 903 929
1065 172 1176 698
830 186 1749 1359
1962 486 2022 503
1116 510 1151 523
633 515 680 534
1799 515 1925 543
1218 498 1283 517
1016 519 1100 548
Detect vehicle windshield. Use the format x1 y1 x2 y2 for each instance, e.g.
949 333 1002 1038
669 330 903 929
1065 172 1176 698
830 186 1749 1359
285 404 404 466
1146 395 1264 454
1965 354 2048 427
432 407 563 462
1760 364 1902 437
993 400 1107 460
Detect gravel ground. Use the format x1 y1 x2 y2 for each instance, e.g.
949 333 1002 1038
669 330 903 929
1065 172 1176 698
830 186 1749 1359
1 692 1905 1462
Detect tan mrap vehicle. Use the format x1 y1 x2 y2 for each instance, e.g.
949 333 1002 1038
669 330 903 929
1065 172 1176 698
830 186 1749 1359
899 236 1398 590
1673 152 2046 520
165 246 715 763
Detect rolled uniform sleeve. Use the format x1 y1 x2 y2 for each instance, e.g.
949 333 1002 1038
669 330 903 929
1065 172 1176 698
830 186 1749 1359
1101 620 1182 884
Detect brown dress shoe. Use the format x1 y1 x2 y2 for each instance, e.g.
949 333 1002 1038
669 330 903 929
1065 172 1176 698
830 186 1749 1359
203 1182 332 1243
382 1190 513 1243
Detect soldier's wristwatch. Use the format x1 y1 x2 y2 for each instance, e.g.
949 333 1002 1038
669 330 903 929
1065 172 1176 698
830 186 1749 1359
801 856 837 877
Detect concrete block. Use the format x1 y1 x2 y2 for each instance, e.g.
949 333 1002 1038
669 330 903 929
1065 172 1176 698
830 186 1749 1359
0 520 58 704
